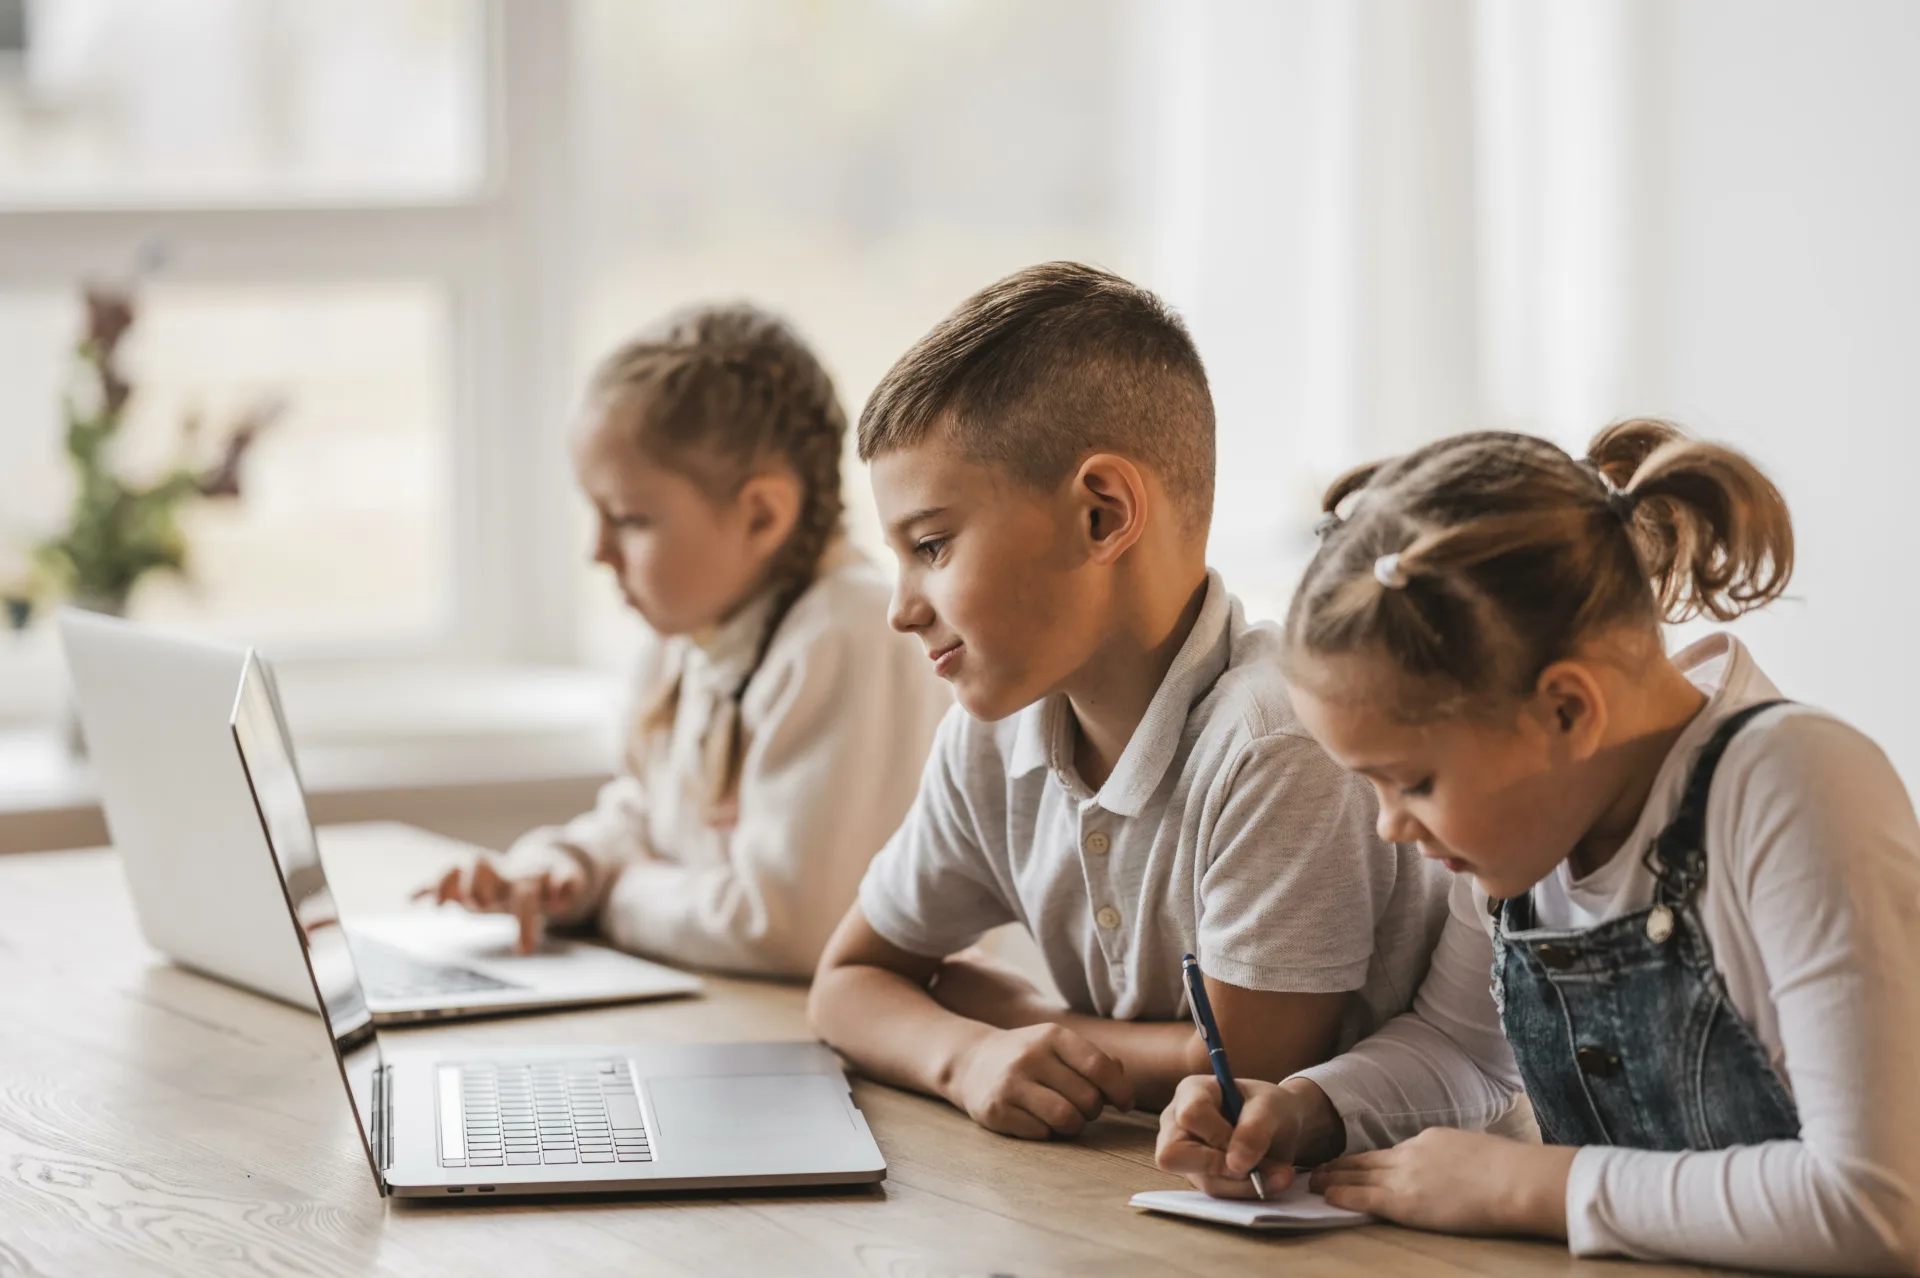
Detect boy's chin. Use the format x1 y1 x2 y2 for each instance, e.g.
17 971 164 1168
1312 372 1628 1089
952 676 1039 725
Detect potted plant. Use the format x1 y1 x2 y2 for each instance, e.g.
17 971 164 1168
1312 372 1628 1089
31 285 280 622
12 283 281 755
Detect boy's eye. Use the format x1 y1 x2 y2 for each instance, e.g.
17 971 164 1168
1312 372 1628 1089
913 536 948 563
1400 776 1435 799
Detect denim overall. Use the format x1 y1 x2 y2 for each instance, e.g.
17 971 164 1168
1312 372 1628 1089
1491 701 1801 1149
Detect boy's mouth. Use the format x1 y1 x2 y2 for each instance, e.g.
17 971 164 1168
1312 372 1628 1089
928 640 966 678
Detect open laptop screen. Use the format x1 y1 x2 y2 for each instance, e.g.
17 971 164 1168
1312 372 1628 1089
231 650 387 1190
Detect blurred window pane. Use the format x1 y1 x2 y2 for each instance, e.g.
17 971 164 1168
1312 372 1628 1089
571 0 1140 666
0 281 453 646
0 0 485 206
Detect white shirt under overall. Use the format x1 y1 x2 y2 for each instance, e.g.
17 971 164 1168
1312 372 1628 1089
1294 634 1920 1273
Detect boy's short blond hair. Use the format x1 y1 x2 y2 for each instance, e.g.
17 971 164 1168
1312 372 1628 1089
857 262 1215 533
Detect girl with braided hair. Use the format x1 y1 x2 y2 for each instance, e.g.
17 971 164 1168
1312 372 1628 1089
424 304 950 977
1157 420 1920 1272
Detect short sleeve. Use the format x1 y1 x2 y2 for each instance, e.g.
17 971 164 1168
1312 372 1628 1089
1196 732 1397 992
857 707 1017 959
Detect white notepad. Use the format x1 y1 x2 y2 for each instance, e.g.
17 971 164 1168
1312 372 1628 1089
1130 1181 1374 1232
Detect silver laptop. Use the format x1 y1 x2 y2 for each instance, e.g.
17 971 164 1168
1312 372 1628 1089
236 662 886 1197
59 608 700 1023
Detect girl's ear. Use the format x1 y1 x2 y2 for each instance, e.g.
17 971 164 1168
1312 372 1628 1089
736 470 802 557
1529 661 1609 763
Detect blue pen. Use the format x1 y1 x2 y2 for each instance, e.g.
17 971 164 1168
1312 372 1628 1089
1182 952 1267 1200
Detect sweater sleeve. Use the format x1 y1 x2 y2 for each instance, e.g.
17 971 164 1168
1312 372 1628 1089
595 618 941 978
1564 715 1920 1274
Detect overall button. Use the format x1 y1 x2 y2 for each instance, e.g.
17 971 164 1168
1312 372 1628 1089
1085 831 1111 856
1646 905 1675 944
1536 944 1576 970
1095 906 1121 930
1575 1046 1620 1077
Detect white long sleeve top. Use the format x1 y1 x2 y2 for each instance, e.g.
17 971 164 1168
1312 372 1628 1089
1294 634 1920 1274
509 541 951 978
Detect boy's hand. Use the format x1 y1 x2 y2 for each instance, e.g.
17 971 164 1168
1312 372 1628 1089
1157 1074 1339 1198
414 853 586 955
946 1023 1136 1139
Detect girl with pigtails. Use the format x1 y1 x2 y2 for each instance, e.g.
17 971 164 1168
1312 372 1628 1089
424 305 950 977
1158 420 1920 1273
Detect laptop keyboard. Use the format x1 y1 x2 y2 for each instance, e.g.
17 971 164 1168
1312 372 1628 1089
439 1059 652 1168
349 935 518 1000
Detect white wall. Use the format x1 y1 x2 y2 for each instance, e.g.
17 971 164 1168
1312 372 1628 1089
1633 0 1920 781
1166 0 1920 782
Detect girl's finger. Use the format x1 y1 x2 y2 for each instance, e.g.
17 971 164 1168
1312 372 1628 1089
1321 1181 1391 1218
1156 1131 1229 1178
470 859 506 911
1221 1089 1288 1176
1166 1078 1235 1150
1187 1173 1262 1199
507 877 543 954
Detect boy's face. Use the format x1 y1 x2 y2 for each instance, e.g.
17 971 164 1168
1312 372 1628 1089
872 435 1108 721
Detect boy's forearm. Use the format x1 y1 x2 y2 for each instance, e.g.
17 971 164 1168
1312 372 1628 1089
809 963 991 1102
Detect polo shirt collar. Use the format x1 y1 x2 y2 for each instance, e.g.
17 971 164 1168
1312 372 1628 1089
1003 570 1234 818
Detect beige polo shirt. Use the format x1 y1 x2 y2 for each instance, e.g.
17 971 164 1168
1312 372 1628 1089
859 571 1449 1044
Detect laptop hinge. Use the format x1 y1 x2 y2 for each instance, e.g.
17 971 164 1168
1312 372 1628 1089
372 1063 395 1186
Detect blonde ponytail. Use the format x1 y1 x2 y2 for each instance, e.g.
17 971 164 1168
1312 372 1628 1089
1286 420 1794 716
1588 419 1794 623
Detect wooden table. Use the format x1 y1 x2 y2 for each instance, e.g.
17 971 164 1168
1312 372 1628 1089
0 824 1734 1277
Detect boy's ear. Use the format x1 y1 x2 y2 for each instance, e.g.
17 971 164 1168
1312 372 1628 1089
1529 661 1609 763
738 470 803 555
1072 453 1149 565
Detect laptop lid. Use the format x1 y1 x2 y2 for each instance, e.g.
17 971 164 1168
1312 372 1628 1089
231 650 389 1194
57 609 316 1006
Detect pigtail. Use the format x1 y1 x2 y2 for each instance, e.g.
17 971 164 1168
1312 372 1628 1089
1588 419 1794 623
592 305 849 816
1321 459 1385 516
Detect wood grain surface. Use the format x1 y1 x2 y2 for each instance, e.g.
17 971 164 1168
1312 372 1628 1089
0 824 1741 1277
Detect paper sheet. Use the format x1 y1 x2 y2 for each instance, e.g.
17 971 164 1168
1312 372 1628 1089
1130 1180 1373 1232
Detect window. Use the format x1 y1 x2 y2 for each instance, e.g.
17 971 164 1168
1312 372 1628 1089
568 0 1153 668
0 282 454 644
0 0 584 728
0 0 486 207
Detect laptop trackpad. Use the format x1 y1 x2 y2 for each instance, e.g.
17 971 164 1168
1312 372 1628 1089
648 1074 854 1151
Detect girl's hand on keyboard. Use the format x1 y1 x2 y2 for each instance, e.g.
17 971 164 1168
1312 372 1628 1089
415 853 588 954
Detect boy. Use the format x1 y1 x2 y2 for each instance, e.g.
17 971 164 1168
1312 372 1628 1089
808 263 1447 1138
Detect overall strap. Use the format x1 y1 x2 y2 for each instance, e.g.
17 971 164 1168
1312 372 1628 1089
1643 699 1793 905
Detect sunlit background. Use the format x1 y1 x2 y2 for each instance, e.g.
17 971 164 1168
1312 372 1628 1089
2 0 1916 852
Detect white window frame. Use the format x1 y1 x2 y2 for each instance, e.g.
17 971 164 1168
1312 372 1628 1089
0 0 585 723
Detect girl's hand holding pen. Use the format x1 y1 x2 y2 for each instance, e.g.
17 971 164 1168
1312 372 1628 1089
1155 1074 1345 1200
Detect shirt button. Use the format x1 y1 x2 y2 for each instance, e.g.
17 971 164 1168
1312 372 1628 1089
1085 832 1111 855
1095 906 1121 930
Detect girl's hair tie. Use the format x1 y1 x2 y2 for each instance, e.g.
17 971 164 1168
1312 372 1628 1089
1583 458 1640 525
1373 553 1409 589
1313 511 1343 540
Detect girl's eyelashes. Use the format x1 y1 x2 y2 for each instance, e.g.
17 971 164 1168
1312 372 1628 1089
608 512 651 530
912 536 949 564
1400 776 1435 799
